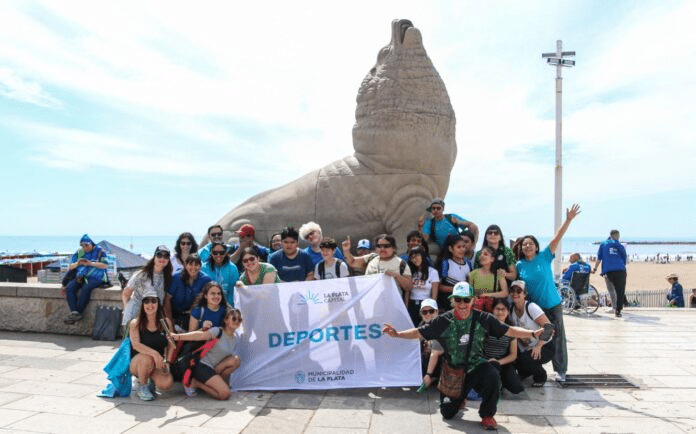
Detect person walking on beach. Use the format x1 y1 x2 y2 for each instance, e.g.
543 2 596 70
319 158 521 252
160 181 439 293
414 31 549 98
592 230 627 317
666 274 684 307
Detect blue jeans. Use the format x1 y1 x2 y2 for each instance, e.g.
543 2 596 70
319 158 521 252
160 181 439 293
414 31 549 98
543 303 567 374
66 275 102 313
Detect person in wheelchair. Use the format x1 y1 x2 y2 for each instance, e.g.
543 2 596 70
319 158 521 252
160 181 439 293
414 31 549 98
561 253 591 308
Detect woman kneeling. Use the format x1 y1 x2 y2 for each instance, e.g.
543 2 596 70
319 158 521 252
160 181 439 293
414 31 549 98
172 308 242 400
129 290 174 401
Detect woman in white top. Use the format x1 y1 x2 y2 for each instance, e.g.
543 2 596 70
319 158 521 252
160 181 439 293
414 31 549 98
122 245 173 326
171 232 198 275
509 280 554 387
406 246 439 326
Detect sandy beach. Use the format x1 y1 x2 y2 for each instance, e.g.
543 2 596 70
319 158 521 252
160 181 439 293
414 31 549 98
561 259 696 294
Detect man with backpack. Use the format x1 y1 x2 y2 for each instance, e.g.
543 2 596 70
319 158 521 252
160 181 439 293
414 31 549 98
314 238 349 279
418 198 479 259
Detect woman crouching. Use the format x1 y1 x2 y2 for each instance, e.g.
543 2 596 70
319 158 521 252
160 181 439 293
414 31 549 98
171 308 243 400
129 289 174 401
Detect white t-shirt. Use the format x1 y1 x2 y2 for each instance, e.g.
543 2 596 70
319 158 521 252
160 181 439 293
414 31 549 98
364 255 412 277
314 260 350 280
410 267 440 301
511 301 545 352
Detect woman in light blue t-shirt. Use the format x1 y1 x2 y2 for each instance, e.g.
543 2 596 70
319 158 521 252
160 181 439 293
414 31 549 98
513 203 580 383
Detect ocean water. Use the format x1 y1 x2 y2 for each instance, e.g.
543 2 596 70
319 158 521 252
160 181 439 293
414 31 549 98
2 235 695 260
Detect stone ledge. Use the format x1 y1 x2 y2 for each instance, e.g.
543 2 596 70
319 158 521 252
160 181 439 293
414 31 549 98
0 282 123 337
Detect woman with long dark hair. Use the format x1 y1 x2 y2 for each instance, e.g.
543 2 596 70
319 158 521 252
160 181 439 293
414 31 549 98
435 234 473 311
483 298 523 393
129 290 174 401
236 247 280 286
122 245 173 326
406 246 439 326
201 242 239 307
513 203 580 383
469 246 509 313
167 254 212 329
188 281 228 331
171 232 199 275
474 224 516 282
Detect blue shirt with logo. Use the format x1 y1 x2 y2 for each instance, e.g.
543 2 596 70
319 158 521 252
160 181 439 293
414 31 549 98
269 249 315 282
596 238 627 275
561 261 591 284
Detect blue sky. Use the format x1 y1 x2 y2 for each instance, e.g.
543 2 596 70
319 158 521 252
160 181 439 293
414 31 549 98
1 0 694 241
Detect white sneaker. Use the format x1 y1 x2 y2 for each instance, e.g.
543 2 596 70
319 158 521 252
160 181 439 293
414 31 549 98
605 308 615 313
554 372 566 382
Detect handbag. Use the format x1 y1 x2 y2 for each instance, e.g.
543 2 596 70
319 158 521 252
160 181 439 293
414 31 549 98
437 311 477 399
92 305 123 341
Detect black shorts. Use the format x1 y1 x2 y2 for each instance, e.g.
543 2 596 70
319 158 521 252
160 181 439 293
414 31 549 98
193 363 217 384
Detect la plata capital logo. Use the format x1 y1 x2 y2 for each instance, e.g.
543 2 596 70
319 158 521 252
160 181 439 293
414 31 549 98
298 290 322 305
294 371 306 384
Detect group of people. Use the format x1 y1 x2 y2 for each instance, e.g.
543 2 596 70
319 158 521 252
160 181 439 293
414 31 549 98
66 197 583 429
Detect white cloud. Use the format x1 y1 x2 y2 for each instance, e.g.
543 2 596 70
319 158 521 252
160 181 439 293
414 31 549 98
0 67 63 108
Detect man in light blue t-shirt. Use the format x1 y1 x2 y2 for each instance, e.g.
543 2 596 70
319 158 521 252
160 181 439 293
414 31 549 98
417 198 478 259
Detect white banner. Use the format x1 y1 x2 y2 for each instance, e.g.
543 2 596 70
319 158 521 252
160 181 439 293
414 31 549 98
230 274 421 390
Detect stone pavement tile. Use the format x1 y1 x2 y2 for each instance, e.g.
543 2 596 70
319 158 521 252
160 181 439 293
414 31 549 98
588 400 696 418
0 408 36 428
0 367 86 383
177 390 272 411
0 366 18 375
6 412 137 434
492 415 557 433
369 395 432 434
305 428 368 434
0 355 80 370
546 415 686 434
672 417 696 433
529 385 638 402
630 388 696 402
58 349 115 363
0 346 67 359
239 408 314 434
97 402 221 427
265 391 326 409
496 400 601 417
0 376 21 389
651 376 696 388
123 424 234 434
62 360 105 372
307 396 373 429
0 380 96 398
0 390 27 406
71 372 108 387
3 394 117 416
198 402 266 432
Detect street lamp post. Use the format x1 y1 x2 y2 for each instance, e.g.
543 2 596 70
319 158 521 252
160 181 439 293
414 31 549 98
542 40 575 278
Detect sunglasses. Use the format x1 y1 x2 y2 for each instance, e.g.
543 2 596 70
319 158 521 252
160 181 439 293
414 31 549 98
420 308 436 315
155 252 170 259
180 241 192 246
430 206 443 211
212 251 226 256
210 232 223 238
230 317 243 322
511 287 525 294
242 256 257 264
376 244 393 249
452 296 472 304
143 297 158 304
487 230 500 235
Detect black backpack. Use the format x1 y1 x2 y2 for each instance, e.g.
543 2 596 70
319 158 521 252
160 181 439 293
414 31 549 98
317 259 345 279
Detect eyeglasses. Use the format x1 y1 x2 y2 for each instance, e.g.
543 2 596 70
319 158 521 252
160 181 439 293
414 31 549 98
143 298 158 304
155 252 170 259
376 244 393 249
487 230 500 235
180 241 192 246
210 232 223 238
452 296 472 304
230 317 243 322
212 251 226 256
242 256 257 264
511 287 525 294
420 308 436 315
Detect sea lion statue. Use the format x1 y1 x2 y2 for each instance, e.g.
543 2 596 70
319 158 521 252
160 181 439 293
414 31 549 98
213 19 457 246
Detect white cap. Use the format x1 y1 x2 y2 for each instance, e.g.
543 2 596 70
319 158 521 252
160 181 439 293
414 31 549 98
420 298 438 311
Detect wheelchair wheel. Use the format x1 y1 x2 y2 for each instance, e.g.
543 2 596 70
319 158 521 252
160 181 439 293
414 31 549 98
580 285 600 315
559 285 576 314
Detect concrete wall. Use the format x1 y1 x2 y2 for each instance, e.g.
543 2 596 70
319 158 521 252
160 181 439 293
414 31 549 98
0 282 122 336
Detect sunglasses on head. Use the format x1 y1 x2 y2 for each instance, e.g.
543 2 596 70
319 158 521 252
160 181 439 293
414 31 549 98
143 297 158 304
155 252 170 259
420 308 436 315
452 296 472 304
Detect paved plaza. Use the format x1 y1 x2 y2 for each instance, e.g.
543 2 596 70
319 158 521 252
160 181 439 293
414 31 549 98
0 308 694 433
